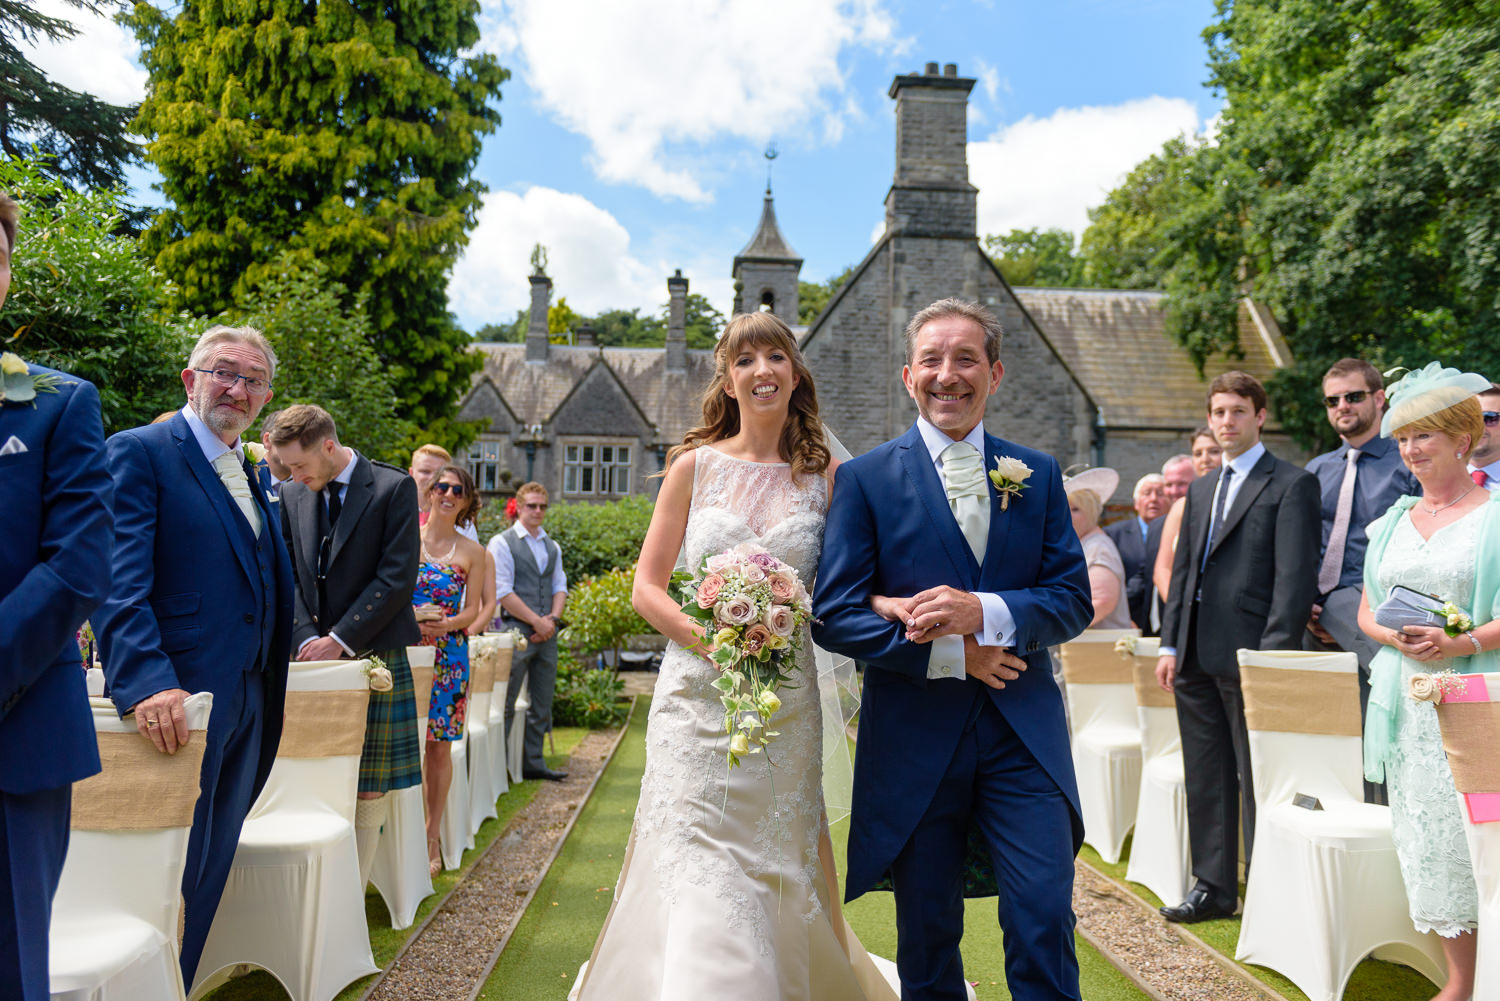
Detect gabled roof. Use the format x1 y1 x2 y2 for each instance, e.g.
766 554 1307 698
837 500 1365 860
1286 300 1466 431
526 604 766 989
734 191 801 265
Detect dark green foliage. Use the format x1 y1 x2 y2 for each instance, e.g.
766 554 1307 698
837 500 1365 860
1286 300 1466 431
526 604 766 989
561 565 654 663
982 228 1083 288
1078 136 1206 291
475 493 655 584
552 653 629 729
798 266 852 326
126 0 509 449
0 156 189 432
0 1 138 189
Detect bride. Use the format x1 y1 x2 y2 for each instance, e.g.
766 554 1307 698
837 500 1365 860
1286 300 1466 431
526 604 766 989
570 311 894 1000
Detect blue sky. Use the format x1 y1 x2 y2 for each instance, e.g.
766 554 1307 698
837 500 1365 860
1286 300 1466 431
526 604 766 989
31 0 1222 331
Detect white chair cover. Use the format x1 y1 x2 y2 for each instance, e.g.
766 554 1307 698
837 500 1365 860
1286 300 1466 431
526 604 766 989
1059 629 1142 863
368 646 437 930
507 673 531 785
487 633 512 800
85 666 105 697
1234 649 1445 1001
1432 673 1500 1000
190 660 378 1001
465 636 499 836
49 694 214 1001
1119 638 1191 907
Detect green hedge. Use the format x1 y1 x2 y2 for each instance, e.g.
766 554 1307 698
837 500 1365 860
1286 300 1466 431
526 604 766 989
552 651 630 729
475 494 654 583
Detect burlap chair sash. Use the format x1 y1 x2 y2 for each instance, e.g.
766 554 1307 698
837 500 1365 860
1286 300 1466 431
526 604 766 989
1241 666 1361 736
1059 644 1132 686
277 689 370 757
471 649 495 695
495 647 512 685
72 731 208 830
412 665 435 721
1436 701 1500 794
1130 658 1175 708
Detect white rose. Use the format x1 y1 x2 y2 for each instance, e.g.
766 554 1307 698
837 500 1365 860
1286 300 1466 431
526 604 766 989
1409 674 1441 704
718 595 758 626
991 455 1033 484
367 666 394 692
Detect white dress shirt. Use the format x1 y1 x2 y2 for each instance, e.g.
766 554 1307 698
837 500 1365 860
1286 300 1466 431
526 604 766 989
489 521 568 602
181 404 245 466
914 417 1017 681
298 450 358 657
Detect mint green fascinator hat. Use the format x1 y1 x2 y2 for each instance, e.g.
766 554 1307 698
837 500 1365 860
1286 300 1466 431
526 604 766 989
1380 361 1493 438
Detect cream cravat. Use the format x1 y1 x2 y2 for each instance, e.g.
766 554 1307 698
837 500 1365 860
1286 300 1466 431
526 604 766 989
940 441 988 564
212 450 262 537
1316 447 1359 594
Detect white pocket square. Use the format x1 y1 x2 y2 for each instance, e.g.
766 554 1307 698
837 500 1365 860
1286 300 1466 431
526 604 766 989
0 435 27 456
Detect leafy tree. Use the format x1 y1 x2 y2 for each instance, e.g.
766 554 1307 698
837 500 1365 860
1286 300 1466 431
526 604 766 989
126 0 509 451
798 266 852 326
0 156 189 432
560 564 655 670
681 291 723 348
982 228 1082 287
232 254 414 463
548 295 580 341
1077 136 1206 291
589 307 663 347
0 1 137 189
472 312 525 342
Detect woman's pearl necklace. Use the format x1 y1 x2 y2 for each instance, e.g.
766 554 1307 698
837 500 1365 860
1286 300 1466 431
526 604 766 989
1421 484 1476 517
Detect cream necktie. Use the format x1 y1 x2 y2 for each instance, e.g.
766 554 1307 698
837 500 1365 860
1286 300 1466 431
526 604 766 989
940 441 988 564
1316 447 1360 595
212 450 262 537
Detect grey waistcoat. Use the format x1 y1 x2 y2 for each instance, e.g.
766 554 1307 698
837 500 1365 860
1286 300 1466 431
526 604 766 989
503 529 560 619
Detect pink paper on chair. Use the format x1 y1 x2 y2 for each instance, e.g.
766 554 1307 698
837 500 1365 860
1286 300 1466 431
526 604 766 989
1442 675 1499 823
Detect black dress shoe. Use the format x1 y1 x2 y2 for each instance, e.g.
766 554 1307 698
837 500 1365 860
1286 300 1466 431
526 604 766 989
1159 884 1235 923
523 767 568 782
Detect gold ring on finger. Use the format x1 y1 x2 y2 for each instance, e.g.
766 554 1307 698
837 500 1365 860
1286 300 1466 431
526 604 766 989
146 719 159 728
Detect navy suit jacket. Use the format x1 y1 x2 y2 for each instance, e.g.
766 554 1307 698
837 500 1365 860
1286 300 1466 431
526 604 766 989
0 366 113 794
94 412 293 800
813 424 1093 900
1105 515 1163 633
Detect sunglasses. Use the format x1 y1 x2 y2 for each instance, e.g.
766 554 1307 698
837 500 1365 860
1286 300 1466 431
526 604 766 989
432 482 465 497
523 502 548 510
1485 411 1500 427
1323 390 1369 408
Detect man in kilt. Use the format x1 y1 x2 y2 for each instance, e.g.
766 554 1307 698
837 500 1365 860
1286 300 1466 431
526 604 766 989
270 404 423 884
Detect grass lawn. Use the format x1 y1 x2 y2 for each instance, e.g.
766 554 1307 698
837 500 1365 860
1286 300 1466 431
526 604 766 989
1078 840 1440 1001
202 726 590 1001
482 701 1150 1000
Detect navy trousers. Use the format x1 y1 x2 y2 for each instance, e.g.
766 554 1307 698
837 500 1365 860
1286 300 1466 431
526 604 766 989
890 694 1081 1001
0 784 71 1001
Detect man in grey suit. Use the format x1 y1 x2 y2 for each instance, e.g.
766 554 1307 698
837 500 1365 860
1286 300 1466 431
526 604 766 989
1155 371 1321 923
490 481 568 781
271 404 422 883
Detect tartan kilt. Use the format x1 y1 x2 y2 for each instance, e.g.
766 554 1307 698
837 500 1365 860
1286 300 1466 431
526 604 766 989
358 646 423 794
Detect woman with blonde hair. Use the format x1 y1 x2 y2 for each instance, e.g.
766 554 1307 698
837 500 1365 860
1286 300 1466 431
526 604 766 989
1358 363 1500 1001
1153 427 1224 604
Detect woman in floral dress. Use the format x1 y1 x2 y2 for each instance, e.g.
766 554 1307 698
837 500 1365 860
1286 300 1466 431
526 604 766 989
413 464 487 874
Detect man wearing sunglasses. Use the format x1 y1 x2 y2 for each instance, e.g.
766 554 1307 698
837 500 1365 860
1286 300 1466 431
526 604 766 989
1467 382 1500 492
1304 358 1418 803
489 482 569 781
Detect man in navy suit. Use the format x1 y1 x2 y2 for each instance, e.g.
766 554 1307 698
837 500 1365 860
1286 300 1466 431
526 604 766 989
0 193 114 1001
814 298 1093 1001
94 325 293 986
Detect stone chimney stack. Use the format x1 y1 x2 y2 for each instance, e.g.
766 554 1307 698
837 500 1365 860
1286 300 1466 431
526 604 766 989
526 273 552 363
665 269 688 372
575 323 597 348
885 61 977 238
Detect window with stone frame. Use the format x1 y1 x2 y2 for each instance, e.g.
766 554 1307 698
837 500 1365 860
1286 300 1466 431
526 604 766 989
468 437 504 494
562 440 633 497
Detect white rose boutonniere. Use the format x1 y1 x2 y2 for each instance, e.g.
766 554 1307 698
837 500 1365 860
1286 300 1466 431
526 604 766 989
988 455 1033 511
244 441 267 465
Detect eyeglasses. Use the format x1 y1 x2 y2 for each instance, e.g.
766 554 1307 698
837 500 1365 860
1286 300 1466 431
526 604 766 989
432 482 465 497
194 368 271 395
523 502 548 510
1322 390 1369 408
1484 411 1500 427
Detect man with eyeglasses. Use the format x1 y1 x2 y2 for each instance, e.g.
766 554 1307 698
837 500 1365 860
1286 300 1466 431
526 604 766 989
489 482 569 781
1304 358 1418 804
1467 382 1500 492
269 404 422 886
94 325 293 985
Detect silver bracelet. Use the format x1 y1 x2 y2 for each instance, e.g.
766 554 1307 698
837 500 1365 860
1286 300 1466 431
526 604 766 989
1467 631 1483 655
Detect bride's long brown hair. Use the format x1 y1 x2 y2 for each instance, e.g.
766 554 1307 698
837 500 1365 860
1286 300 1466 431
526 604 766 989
665 311 830 480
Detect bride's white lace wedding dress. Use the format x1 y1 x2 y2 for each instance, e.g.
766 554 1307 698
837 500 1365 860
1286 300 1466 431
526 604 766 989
570 445 896 1001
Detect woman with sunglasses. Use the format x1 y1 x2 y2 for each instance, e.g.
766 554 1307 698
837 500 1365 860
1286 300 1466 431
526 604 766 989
412 464 486 875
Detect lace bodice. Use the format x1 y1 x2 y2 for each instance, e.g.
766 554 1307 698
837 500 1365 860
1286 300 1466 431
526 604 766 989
683 445 828 580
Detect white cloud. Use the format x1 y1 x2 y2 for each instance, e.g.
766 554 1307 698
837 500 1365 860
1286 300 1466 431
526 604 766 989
970 96 1203 238
22 0 146 106
479 0 902 202
449 185 734 328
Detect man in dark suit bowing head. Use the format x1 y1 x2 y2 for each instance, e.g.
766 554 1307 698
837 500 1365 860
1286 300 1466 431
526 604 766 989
270 404 421 886
0 191 114 1001
815 298 1093 1001
1155 370 1320 923
94 325 293 987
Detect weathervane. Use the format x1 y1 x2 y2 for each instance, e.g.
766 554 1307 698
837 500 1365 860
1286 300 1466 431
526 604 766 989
764 143 777 195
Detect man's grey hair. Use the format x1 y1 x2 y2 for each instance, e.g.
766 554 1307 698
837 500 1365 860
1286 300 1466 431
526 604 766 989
1161 454 1193 475
187 325 277 384
904 298 1004 365
1133 473 1166 499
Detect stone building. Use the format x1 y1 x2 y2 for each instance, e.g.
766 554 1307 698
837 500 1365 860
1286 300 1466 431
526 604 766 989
456 62 1300 506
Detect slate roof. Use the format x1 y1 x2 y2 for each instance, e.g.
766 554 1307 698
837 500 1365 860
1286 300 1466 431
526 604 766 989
1012 288 1292 431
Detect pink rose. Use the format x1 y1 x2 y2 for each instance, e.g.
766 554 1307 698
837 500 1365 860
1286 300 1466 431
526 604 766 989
763 605 795 637
718 595 757 626
696 573 726 608
741 561 766 584
705 552 735 573
767 572 796 603
743 623 772 655
749 552 779 571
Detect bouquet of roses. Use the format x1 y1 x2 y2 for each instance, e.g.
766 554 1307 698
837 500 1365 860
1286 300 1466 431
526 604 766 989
675 543 814 767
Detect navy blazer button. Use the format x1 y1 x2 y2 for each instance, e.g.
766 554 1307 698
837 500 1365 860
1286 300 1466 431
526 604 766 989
243 613 253 623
